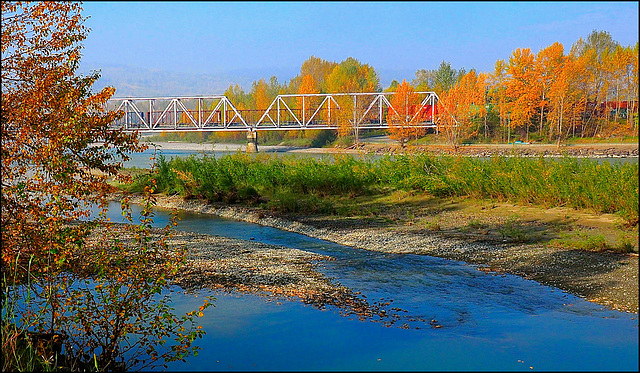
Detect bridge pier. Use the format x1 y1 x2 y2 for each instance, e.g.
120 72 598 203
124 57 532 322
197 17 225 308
246 130 258 153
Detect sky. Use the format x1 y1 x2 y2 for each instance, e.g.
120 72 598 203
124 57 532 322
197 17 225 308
79 1 639 91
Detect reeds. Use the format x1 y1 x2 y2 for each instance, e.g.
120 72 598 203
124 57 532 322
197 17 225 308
131 153 638 225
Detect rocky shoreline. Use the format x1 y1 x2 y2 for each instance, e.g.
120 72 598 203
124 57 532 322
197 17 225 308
123 194 639 315
144 140 639 159
350 142 640 159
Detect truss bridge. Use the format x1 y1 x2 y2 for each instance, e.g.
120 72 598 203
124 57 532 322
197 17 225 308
107 91 440 133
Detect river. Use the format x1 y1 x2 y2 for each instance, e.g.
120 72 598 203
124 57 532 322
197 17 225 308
120 145 639 169
98 201 639 371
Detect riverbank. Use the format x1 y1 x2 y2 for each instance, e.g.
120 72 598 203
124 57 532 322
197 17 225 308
141 140 639 158
123 194 638 314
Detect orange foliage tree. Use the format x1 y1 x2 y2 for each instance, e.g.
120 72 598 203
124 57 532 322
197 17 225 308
287 74 320 139
252 78 271 111
387 80 422 145
297 74 320 120
534 42 565 134
506 48 539 141
1 2 209 370
1 1 143 272
547 51 588 143
436 71 486 149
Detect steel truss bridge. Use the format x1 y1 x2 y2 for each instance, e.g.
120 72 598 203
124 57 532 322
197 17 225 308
107 91 439 133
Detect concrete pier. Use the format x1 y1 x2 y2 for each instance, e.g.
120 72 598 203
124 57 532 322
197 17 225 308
246 130 258 153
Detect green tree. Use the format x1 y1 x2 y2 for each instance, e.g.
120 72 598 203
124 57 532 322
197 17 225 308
412 69 435 91
432 61 457 94
384 79 400 92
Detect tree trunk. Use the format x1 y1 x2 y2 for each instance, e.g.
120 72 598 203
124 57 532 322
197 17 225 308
557 98 564 146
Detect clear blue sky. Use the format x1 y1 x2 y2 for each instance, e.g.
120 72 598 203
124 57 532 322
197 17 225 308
80 1 639 80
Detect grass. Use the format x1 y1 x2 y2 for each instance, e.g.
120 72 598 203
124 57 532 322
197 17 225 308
2 256 56 372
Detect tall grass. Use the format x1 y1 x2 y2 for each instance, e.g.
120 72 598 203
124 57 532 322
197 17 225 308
128 153 638 224
2 255 55 372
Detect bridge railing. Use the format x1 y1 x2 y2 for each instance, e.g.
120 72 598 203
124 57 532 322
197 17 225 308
106 91 439 132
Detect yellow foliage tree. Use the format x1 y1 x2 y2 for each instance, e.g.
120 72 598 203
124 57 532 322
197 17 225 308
252 78 271 111
535 42 565 134
506 48 539 141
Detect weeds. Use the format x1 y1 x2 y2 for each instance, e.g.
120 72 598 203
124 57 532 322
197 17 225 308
125 153 638 226
550 231 637 253
2 255 54 372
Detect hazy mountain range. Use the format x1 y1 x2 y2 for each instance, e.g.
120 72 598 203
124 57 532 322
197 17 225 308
79 63 416 98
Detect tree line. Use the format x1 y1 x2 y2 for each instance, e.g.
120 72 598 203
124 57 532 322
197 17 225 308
198 30 637 147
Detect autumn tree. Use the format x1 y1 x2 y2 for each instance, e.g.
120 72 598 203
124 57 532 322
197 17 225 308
387 80 422 145
324 57 381 138
535 42 565 134
570 30 619 135
252 78 271 111
506 48 539 141
436 70 486 150
605 45 638 133
1 2 208 369
626 43 639 131
224 83 250 110
298 55 337 93
545 49 589 144
295 74 321 125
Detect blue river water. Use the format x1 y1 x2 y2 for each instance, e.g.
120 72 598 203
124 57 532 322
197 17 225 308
100 202 639 372
120 145 638 170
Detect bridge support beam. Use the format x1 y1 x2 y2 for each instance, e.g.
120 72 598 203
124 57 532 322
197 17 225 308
246 130 258 153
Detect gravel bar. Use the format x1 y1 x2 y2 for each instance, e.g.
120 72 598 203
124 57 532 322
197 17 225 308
123 194 639 314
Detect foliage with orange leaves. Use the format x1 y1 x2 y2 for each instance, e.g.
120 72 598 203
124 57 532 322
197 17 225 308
436 71 487 149
297 74 320 119
534 42 565 133
1 1 145 272
387 80 423 145
505 48 539 139
1 2 209 370
252 78 271 111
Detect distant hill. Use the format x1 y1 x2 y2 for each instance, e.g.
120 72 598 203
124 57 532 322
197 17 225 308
78 63 417 97
79 63 298 98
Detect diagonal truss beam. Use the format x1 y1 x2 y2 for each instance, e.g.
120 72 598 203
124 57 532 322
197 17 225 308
106 91 439 132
